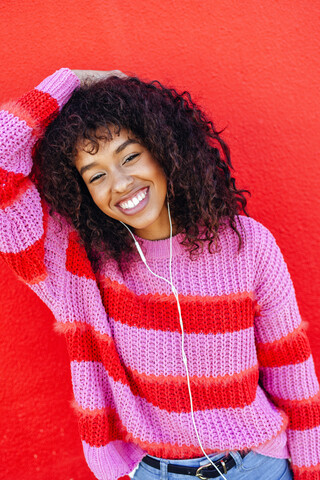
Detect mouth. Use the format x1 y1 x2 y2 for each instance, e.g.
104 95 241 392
116 187 149 215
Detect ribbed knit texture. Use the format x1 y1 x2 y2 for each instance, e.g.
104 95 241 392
0 69 319 480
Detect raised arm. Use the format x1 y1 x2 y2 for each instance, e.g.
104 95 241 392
0 68 80 284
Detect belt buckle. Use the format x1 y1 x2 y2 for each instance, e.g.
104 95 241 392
195 462 213 480
196 457 228 479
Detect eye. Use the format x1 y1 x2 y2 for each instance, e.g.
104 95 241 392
123 153 140 164
89 173 105 184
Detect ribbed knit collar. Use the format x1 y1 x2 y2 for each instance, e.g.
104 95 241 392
134 232 186 259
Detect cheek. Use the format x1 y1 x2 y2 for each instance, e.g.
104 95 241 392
147 159 166 185
89 188 110 212
156 170 168 196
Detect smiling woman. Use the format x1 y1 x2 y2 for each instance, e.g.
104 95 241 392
0 68 319 480
75 129 169 240
34 70 248 266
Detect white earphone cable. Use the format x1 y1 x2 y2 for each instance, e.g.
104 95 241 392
120 202 227 479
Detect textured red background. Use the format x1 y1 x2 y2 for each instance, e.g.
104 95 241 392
0 1 319 479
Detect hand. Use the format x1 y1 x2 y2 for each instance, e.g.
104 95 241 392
72 69 127 84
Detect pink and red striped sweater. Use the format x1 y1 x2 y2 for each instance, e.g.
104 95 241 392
0 69 319 480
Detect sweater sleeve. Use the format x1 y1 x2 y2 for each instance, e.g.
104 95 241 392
253 223 320 480
0 72 143 480
0 68 80 284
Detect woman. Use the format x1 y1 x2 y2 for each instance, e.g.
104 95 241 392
0 68 319 480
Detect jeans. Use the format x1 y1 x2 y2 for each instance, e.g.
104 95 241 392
132 451 293 480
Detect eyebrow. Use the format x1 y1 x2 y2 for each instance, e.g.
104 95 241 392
79 139 140 177
79 161 99 177
115 138 140 154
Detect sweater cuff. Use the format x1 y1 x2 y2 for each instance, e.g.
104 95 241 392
35 68 80 109
10 68 80 136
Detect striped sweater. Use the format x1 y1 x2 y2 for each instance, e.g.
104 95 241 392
0 68 319 480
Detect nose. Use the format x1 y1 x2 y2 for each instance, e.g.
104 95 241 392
111 169 134 193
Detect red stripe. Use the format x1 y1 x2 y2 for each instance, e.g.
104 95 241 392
66 231 96 280
0 241 47 284
65 323 258 411
99 279 255 334
65 328 102 362
292 464 320 480
75 404 219 457
0 168 30 209
65 326 130 386
17 89 59 128
257 324 311 368
77 406 127 447
76 401 281 459
126 365 258 411
0 202 48 284
272 392 320 431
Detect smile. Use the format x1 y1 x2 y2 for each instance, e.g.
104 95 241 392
117 187 149 214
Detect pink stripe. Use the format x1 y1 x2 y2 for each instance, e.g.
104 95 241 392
99 260 254 298
97 233 256 297
0 186 44 253
253 430 289 459
27 217 65 307
254 296 301 343
260 356 320 401
56 274 110 331
43 213 68 270
110 320 257 377
41 271 112 336
72 361 286 451
28 215 110 328
71 361 113 410
287 425 320 467
82 439 145 480
28 214 69 308
27 214 109 329
0 110 34 176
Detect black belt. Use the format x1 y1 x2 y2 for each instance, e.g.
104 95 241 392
142 451 249 479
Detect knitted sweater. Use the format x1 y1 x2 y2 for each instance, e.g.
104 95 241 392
0 69 319 480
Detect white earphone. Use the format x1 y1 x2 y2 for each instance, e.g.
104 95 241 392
120 201 227 479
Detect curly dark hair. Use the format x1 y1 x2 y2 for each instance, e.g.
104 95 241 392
33 74 250 268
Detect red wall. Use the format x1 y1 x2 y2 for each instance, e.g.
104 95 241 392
0 1 319 479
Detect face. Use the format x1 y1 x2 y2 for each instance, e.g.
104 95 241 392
75 129 169 240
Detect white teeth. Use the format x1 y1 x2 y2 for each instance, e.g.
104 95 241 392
119 189 147 210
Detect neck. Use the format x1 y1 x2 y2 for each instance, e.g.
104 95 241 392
133 200 177 240
133 221 178 240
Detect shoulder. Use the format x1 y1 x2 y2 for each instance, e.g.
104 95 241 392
219 215 283 272
233 215 279 252
235 217 292 295
234 215 273 237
